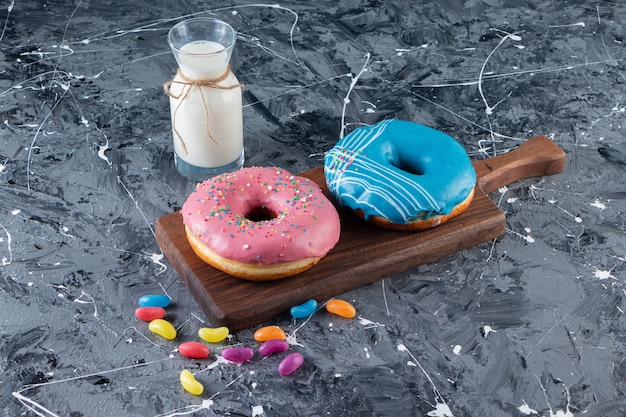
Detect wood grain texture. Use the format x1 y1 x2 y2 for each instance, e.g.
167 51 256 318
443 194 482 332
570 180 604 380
155 136 566 331
474 135 566 194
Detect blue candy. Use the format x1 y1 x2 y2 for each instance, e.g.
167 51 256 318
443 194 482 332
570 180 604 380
138 294 171 308
290 299 317 319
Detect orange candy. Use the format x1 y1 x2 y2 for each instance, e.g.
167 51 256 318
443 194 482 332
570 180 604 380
253 325 286 342
325 299 356 319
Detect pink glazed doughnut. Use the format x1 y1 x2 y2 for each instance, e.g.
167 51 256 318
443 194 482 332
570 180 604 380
181 166 341 280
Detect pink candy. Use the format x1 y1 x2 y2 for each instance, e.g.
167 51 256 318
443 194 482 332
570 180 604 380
278 352 304 376
222 347 254 364
258 339 289 356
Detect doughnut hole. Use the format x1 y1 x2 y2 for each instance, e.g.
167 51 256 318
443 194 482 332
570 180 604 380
245 205 278 222
390 154 425 176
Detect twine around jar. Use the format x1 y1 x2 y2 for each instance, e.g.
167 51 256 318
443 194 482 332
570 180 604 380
163 66 243 155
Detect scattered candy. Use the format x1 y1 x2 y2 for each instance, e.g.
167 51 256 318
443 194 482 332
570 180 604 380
178 342 210 359
258 339 290 356
148 318 177 340
198 326 229 343
134 306 166 322
325 299 356 319
138 294 171 308
278 352 304 376
180 370 204 395
253 325 286 342
222 347 254 364
290 299 318 319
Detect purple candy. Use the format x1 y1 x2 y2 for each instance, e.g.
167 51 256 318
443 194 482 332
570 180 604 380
278 352 304 376
258 339 290 356
222 347 254 364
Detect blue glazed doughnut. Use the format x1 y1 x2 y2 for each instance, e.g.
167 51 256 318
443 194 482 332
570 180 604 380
324 119 476 230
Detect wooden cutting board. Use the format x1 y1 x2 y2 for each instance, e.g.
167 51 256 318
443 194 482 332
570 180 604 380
156 135 565 331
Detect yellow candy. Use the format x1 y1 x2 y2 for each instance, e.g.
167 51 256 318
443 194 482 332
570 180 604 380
148 319 177 340
253 325 286 342
198 326 229 343
180 370 204 396
326 299 356 319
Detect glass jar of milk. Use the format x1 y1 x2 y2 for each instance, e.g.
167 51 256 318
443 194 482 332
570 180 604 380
166 18 243 181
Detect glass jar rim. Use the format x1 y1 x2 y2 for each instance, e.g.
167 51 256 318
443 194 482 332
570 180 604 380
167 17 236 55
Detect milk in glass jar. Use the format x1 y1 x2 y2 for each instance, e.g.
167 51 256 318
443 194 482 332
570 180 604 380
165 18 243 181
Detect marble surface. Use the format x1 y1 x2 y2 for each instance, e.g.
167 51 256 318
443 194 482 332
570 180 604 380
1 1 625 416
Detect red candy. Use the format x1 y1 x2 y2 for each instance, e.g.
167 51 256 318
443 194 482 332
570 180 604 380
178 342 210 359
134 307 166 322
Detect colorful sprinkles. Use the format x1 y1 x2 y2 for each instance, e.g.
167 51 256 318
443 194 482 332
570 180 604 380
181 167 340 265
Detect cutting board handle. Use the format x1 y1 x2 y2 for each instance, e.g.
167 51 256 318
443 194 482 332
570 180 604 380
472 135 566 194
